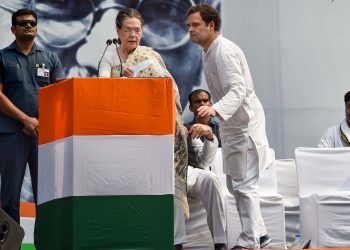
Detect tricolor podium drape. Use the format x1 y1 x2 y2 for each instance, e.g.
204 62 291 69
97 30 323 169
37 78 175 250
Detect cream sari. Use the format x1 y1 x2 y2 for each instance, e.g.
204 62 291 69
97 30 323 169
111 45 189 216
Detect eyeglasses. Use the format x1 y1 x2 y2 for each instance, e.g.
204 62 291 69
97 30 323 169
15 20 37 27
121 27 142 35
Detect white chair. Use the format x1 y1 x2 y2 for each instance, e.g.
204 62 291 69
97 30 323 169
273 159 300 245
211 149 287 249
295 147 350 248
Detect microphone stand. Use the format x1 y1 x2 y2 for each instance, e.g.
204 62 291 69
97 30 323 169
113 38 123 77
97 39 112 77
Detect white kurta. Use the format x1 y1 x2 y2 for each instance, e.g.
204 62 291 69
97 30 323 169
203 35 273 179
318 118 350 148
202 35 273 248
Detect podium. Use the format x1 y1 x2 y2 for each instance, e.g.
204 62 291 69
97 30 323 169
37 78 175 250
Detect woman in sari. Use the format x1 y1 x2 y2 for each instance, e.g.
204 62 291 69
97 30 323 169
98 7 189 231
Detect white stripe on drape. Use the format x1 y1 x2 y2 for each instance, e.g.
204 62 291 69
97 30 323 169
38 135 174 205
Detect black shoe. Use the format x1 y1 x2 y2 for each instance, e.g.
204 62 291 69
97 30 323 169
215 243 227 250
230 246 247 250
174 244 183 250
260 234 272 248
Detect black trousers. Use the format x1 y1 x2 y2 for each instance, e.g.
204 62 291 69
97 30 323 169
0 132 38 223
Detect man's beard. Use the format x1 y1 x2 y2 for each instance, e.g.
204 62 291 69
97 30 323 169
18 31 35 42
22 34 35 42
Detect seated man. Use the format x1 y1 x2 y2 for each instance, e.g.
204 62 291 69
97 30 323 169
318 90 350 148
174 89 226 250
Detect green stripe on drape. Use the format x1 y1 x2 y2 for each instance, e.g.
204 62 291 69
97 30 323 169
21 243 35 250
36 195 173 250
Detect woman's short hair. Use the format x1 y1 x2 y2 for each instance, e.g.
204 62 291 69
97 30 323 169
116 8 144 29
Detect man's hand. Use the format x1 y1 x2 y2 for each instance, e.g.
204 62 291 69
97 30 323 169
0 87 39 137
22 117 39 137
197 106 216 118
188 124 213 140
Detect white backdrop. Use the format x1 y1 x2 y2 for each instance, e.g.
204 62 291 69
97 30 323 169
221 0 350 158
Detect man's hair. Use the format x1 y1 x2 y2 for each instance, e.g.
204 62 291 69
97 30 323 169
188 89 212 104
186 4 221 32
116 8 144 29
345 90 350 104
12 8 37 26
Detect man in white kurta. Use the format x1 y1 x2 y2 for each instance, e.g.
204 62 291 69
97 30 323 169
318 91 350 148
187 4 274 249
174 124 226 250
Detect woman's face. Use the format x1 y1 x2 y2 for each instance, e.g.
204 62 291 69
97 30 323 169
117 17 142 52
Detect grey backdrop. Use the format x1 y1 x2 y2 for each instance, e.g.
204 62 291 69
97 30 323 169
221 0 349 158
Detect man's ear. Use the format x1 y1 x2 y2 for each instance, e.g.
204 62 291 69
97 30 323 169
209 21 215 31
189 104 194 112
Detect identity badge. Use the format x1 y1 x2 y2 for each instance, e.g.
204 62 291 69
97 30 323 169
37 67 50 77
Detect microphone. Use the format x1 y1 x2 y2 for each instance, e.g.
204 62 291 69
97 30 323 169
97 39 112 77
113 38 123 77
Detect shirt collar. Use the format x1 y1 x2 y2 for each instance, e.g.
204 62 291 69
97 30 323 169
7 41 44 54
204 34 221 55
340 118 350 145
189 118 215 126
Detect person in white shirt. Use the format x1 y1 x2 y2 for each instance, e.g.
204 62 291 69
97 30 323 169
186 4 274 249
174 89 227 250
318 91 350 148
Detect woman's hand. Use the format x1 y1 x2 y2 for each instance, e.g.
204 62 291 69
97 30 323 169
123 68 134 77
